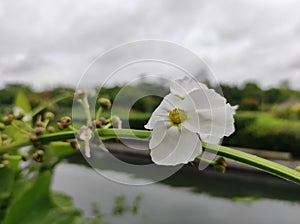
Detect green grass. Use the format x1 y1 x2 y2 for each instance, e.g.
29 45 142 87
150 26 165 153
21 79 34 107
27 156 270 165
225 111 300 155
237 111 300 130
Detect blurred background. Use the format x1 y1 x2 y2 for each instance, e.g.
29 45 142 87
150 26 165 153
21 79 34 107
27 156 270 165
1 1 300 224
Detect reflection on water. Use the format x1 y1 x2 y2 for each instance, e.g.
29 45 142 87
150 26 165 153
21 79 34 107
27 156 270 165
52 152 300 224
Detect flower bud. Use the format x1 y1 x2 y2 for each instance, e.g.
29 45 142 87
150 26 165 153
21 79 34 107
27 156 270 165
35 127 45 135
3 114 14 125
0 122 5 130
60 116 72 126
56 122 65 130
1 160 10 168
296 166 300 173
30 135 38 142
98 97 111 109
1 134 8 140
35 121 44 127
45 112 55 120
99 117 108 125
70 140 80 150
14 112 24 120
13 107 25 120
21 152 30 161
214 165 226 173
33 150 44 162
93 120 102 128
1 141 9 146
214 157 227 173
47 126 55 133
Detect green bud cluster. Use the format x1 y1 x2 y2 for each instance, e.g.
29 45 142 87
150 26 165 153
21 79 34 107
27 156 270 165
57 116 72 130
93 117 108 128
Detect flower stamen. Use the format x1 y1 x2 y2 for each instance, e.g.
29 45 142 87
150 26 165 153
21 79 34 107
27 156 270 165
169 108 187 125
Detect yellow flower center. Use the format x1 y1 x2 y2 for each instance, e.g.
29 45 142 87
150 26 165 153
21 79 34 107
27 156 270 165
169 108 187 125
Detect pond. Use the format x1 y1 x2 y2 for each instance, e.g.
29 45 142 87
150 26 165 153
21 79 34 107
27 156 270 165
52 149 300 224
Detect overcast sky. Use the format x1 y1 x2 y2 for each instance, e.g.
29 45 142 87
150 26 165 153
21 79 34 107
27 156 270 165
1 0 300 90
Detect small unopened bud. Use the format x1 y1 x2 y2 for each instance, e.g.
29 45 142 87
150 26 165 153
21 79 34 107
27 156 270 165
1 134 8 140
14 112 24 120
60 116 72 126
93 120 102 128
13 107 25 120
30 135 38 142
56 122 65 130
214 165 226 173
57 116 72 130
99 117 108 125
33 150 44 162
47 126 55 133
0 122 5 130
214 157 227 173
35 127 45 135
1 160 10 168
70 140 80 150
3 114 14 125
35 121 44 127
2 141 9 146
21 152 30 161
98 97 111 109
45 112 55 120
296 166 300 173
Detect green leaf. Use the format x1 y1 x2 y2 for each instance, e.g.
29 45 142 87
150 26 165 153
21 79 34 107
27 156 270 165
2 171 53 224
52 192 75 211
3 123 24 141
41 208 83 224
14 91 31 113
0 169 15 200
46 142 75 160
2 171 85 224
0 168 15 218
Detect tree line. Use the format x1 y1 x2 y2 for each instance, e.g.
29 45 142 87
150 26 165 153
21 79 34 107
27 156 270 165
1 82 300 114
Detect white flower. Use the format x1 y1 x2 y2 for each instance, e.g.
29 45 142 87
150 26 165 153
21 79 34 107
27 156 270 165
78 126 93 158
145 77 237 166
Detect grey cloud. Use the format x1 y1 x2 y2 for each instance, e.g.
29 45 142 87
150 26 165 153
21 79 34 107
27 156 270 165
0 0 300 89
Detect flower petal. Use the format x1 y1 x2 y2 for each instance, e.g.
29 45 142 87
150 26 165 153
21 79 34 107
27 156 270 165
182 109 200 132
188 88 226 111
145 93 183 129
170 77 208 98
149 121 169 149
197 103 236 138
150 126 202 165
150 126 180 162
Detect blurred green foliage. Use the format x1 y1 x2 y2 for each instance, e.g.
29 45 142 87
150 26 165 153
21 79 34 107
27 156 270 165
223 112 300 156
1 81 300 158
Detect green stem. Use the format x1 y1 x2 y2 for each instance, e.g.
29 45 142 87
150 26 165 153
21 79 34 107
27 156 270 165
95 106 103 120
0 140 31 153
4 154 22 160
196 156 216 166
202 142 300 185
0 128 300 185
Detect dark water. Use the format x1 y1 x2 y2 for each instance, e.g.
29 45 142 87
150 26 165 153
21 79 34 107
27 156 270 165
52 152 300 224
